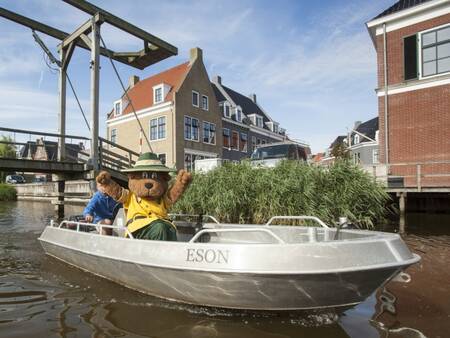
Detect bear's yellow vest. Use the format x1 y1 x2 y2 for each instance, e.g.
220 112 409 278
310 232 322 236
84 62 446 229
124 193 175 234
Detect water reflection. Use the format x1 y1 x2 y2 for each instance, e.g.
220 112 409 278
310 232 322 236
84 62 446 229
0 202 448 337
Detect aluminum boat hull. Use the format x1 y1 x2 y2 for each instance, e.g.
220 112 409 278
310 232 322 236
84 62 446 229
39 225 420 311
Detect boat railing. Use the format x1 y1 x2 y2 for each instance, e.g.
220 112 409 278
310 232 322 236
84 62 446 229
53 220 135 238
265 216 329 228
169 213 220 224
189 228 286 244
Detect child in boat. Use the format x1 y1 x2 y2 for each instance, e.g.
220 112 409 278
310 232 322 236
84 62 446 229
83 179 121 235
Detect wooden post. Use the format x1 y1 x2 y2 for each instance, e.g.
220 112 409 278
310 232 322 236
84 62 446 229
58 47 67 161
417 164 421 192
398 192 407 234
90 18 100 173
55 180 65 219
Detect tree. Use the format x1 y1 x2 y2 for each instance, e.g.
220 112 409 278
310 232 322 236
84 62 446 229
0 135 17 182
330 141 350 160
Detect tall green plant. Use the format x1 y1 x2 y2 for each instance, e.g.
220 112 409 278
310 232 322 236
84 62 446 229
0 135 16 182
172 160 390 228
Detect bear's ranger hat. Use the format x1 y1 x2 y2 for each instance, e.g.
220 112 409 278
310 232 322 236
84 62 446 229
122 152 175 173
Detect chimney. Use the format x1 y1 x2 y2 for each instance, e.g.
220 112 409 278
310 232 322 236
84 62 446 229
129 75 140 88
189 47 203 65
212 75 222 84
248 93 257 103
353 121 362 130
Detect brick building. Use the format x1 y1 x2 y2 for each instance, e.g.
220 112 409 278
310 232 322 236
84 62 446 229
367 0 450 187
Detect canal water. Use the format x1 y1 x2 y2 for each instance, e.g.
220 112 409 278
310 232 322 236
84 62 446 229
0 201 449 338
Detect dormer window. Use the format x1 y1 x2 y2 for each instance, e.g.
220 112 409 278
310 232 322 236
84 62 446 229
354 134 360 145
223 102 231 118
154 87 162 104
153 83 170 105
273 123 279 133
375 130 379 142
256 116 263 128
114 100 122 116
235 107 242 122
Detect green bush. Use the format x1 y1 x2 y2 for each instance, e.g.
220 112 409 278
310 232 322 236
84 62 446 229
0 184 17 201
172 160 390 228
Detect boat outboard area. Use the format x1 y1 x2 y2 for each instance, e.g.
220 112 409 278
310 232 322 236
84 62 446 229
38 211 420 311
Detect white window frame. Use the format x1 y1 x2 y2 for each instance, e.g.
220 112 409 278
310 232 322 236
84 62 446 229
354 134 360 145
235 107 242 122
202 95 209 111
256 115 263 128
110 128 117 147
114 100 122 116
202 121 216 145
224 102 231 118
149 116 166 141
418 23 450 79
153 85 164 104
192 90 199 107
184 115 199 142
372 149 379 164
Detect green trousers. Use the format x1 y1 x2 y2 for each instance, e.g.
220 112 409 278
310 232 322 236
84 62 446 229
132 219 177 241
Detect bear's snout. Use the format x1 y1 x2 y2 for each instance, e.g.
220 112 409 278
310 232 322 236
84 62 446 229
145 182 153 190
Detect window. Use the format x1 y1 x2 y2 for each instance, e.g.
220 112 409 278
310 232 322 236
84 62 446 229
184 116 199 141
251 136 257 151
158 153 166 165
240 133 248 152
421 25 450 77
158 117 166 139
150 117 166 140
256 116 263 128
192 91 199 107
203 122 216 144
114 101 122 116
224 103 231 118
150 119 157 140
154 87 163 104
354 134 360 145
202 95 208 110
110 128 117 144
261 139 266 145
373 149 379 164
273 124 279 134
223 128 230 148
375 130 379 142
231 131 239 150
256 138 261 146
353 152 361 164
184 152 211 172
236 108 242 122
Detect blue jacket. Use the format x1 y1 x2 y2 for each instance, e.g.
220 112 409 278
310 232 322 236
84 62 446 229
83 191 121 224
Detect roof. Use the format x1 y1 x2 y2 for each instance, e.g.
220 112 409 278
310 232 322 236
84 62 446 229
212 83 273 130
329 136 347 149
373 0 431 19
19 140 83 162
109 62 190 118
353 117 379 143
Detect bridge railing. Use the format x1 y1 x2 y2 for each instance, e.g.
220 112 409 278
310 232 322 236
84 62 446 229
0 127 140 173
98 137 139 171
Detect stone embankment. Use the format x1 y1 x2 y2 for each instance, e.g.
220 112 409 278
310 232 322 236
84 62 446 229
15 180 91 205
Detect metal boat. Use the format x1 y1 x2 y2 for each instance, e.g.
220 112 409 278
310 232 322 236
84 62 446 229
38 213 420 311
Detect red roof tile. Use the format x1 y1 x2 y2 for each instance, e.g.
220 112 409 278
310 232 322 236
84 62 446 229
110 62 190 118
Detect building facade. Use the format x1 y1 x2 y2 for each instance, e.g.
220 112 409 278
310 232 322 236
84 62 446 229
348 117 379 167
106 48 222 171
211 76 287 162
367 0 450 187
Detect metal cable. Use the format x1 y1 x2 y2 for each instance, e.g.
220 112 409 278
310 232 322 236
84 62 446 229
66 73 91 131
99 34 153 152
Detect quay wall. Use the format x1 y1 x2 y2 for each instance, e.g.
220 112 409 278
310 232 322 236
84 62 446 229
14 181 91 205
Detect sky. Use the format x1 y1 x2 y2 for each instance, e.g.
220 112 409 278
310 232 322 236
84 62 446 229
0 0 395 153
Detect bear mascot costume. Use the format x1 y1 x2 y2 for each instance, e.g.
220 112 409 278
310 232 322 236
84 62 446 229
96 152 192 241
